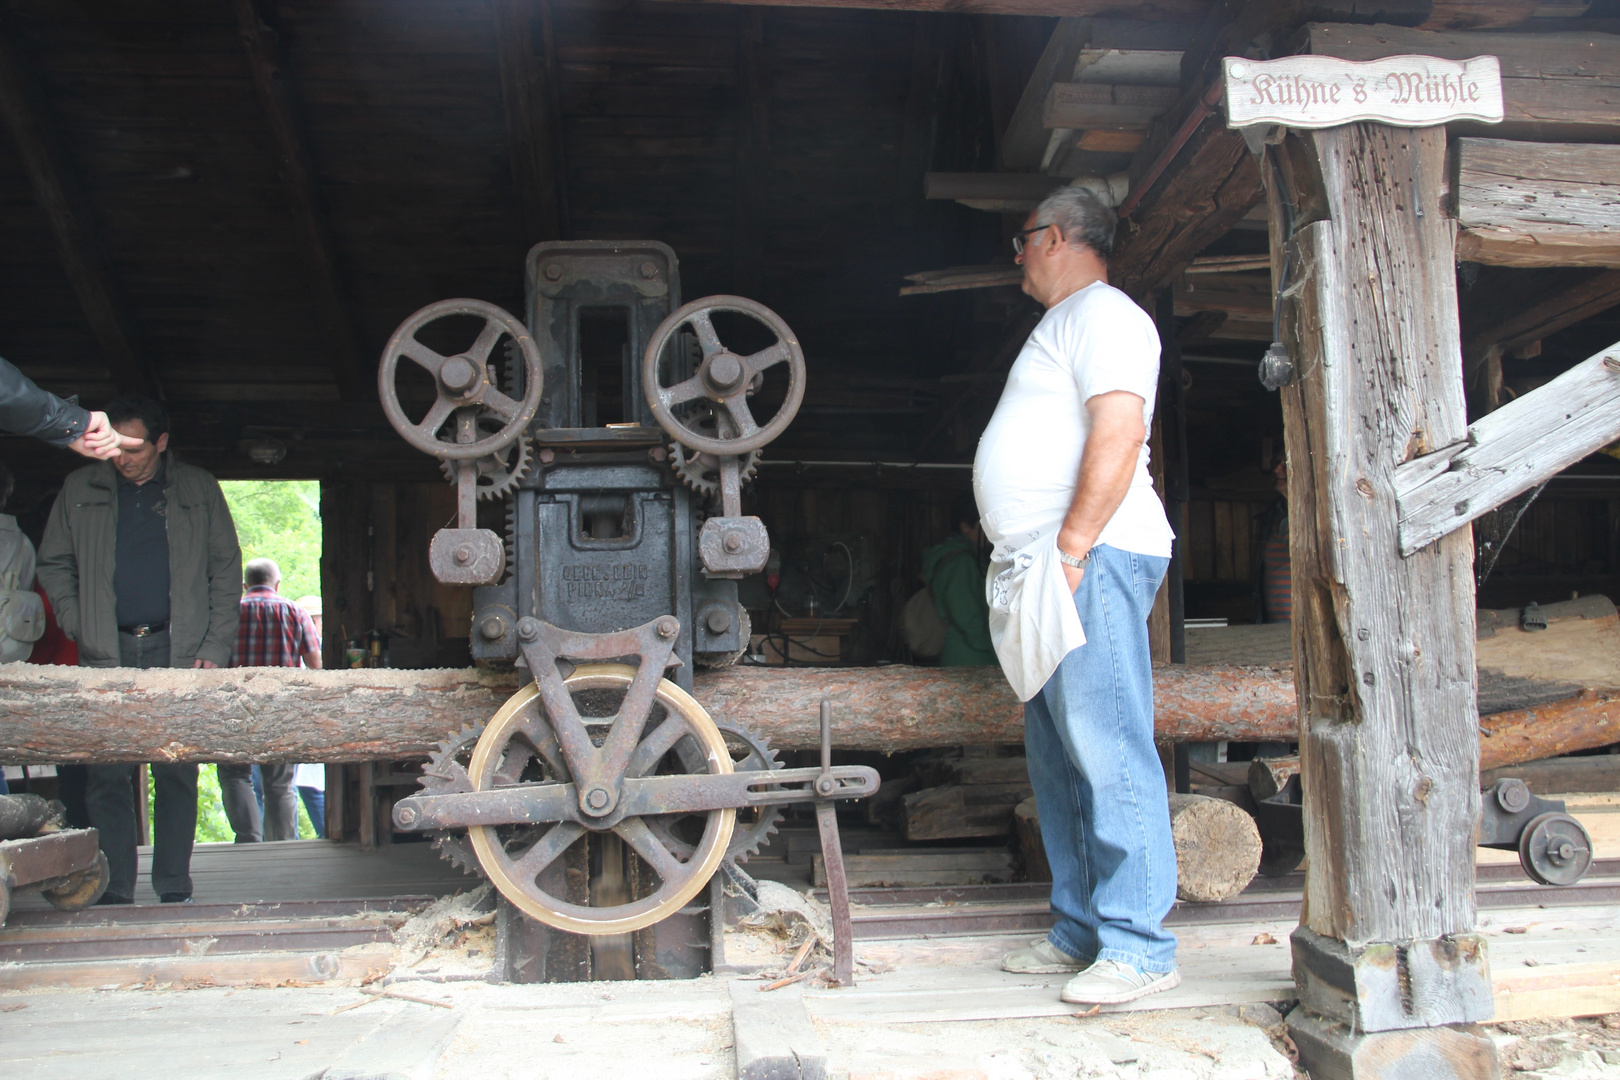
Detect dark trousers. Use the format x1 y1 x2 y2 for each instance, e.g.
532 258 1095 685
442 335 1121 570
219 763 298 841
86 629 197 900
298 785 325 839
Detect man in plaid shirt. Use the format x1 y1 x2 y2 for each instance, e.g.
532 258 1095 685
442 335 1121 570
221 558 321 841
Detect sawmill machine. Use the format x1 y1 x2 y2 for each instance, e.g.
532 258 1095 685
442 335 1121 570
375 242 876 981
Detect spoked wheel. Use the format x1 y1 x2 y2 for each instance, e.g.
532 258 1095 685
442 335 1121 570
465 664 736 934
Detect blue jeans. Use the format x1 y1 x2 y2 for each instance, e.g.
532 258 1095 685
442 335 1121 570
1024 544 1176 973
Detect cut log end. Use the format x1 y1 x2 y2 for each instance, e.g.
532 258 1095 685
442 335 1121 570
1168 792 1263 903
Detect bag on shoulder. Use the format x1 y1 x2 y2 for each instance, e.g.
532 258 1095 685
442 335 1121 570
0 518 44 662
900 586 948 660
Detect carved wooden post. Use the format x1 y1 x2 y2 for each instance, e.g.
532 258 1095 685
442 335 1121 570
1270 122 1498 1080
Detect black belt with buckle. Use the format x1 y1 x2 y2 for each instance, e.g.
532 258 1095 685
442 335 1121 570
120 621 167 637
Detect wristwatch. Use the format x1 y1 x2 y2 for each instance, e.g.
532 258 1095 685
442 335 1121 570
1057 547 1090 569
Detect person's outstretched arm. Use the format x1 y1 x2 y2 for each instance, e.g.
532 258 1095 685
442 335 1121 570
0 357 141 459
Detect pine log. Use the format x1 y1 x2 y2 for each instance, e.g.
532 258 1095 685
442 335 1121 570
1168 793 1263 903
0 662 1297 764
0 654 1612 768
1248 757 1300 802
1007 793 1261 902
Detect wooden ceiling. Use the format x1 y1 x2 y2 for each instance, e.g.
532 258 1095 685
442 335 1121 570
0 0 1062 478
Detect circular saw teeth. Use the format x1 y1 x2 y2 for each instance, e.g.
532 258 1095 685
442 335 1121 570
669 442 761 497
419 724 487 879
439 435 532 501
716 720 785 864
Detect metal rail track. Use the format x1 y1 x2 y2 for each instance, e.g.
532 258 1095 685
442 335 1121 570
828 859 1620 941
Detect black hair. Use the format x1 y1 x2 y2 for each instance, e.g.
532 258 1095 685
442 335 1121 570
104 396 171 442
951 491 981 532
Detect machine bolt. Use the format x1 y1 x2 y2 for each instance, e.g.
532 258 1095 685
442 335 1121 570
639 261 658 279
395 805 418 828
544 263 563 281
707 353 744 391
648 446 667 464
478 614 508 641
440 355 479 394
584 787 612 812
705 608 732 634
816 777 837 796
723 532 743 554
454 546 473 565
517 618 541 642
538 448 555 465
656 616 680 639
1497 779 1531 813
1552 840 1575 862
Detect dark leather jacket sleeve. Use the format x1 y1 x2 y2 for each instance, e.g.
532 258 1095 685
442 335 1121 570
0 356 91 447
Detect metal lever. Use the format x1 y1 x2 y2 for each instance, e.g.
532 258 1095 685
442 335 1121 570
813 699 856 987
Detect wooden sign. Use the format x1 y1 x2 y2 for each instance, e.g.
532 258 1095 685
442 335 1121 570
1222 54 1503 129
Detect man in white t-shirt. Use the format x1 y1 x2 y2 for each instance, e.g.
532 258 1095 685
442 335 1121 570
971 185 1178 1005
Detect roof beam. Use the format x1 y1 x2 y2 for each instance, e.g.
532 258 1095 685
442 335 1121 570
685 0 1209 16
494 0 568 247
733 9 771 299
1464 269 1620 360
0 17 163 401
231 0 369 403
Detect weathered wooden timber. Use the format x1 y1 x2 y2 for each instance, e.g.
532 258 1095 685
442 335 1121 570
1454 139 1620 269
0 661 1295 764
1394 336 1620 554
1306 23 1620 139
1274 121 1495 1061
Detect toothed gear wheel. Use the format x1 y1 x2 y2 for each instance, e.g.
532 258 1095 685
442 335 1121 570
417 724 488 876
644 720 783 864
669 442 761 497
439 434 533 501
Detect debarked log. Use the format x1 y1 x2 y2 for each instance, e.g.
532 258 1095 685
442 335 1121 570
0 660 1613 768
0 661 1291 764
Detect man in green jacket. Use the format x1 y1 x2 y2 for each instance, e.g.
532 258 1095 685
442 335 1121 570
37 397 242 904
920 493 996 667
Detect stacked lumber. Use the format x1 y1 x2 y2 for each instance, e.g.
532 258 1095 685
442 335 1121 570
900 752 1032 843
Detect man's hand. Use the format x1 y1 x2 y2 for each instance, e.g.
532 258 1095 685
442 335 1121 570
193 658 218 669
1061 561 1085 594
67 411 144 460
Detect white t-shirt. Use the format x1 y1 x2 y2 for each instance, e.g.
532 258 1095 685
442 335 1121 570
972 281 1173 558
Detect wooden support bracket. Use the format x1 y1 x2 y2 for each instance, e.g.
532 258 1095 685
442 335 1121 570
1291 927 1494 1033
1394 337 1620 555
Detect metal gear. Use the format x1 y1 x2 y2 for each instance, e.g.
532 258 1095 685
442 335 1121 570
669 441 760 497
644 718 783 864
439 434 533 500
417 724 486 875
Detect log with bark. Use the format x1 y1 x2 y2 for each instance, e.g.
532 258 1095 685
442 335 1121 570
0 661 1296 764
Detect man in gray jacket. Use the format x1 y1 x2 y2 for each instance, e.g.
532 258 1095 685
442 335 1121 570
37 397 241 904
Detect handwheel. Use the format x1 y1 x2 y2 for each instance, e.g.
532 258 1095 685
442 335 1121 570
379 299 544 460
466 664 736 935
42 850 110 911
642 296 805 455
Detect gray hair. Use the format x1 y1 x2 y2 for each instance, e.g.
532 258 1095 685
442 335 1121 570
245 557 281 588
1033 185 1116 259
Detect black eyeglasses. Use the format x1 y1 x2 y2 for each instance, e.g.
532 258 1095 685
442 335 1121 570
1012 223 1055 256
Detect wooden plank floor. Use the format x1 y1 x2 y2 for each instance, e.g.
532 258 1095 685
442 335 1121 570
11 838 481 909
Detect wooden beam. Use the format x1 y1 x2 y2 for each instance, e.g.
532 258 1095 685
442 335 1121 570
1455 139 1620 268
1109 106 1265 301
1273 122 1493 1057
1394 337 1620 555
1462 269 1620 359
1042 82 1180 129
733 9 770 298
0 16 162 401
494 0 568 246
682 0 1210 17
230 0 369 403
999 17 1090 171
1307 23 1620 139
923 172 1067 210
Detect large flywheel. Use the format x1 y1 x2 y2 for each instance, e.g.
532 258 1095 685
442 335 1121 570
465 665 735 935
